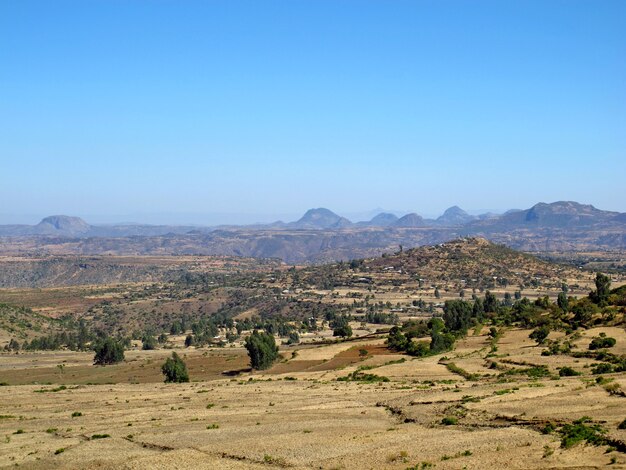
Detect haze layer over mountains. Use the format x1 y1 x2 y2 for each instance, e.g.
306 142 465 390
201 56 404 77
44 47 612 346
0 201 624 263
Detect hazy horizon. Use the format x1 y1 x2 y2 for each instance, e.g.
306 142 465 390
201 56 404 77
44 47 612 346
1 1 624 220
0 199 620 227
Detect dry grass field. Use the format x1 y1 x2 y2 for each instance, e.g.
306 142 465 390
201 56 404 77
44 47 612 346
1 330 625 469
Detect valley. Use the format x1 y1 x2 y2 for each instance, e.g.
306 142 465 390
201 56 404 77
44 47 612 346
0 239 625 468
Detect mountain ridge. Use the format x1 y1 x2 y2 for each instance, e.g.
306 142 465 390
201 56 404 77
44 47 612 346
0 201 624 262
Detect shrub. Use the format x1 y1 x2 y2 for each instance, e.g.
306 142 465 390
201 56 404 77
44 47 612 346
93 337 124 365
161 352 189 383
559 420 606 448
445 362 479 381
337 371 389 383
589 336 616 350
591 363 614 375
441 417 457 425
559 366 581 377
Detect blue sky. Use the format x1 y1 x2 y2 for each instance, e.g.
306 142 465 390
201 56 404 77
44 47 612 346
1 1 625 224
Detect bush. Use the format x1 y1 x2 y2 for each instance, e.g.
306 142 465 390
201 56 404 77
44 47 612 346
161 352 189 383
441 417 457 425
93 337 124 365
245 330 279 370
591 363 614 375
559 366 580 377
559 419 606 448
589 336 616 350
337 371 389 383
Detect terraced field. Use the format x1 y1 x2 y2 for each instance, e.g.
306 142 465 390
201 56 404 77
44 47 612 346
1 329 625 469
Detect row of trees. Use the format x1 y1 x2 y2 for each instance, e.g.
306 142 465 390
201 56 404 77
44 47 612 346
93 328 280 380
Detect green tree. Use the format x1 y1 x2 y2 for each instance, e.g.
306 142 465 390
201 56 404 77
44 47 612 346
161 352 189 383
557 291 569 313
442 300 474 334
333 324 353 338
93 337 124 365
142 334 157 350
429 317 455 353
572 299 597 326
484 291 499 313
591 273 611 305
287 331 300 345
529 325 550 345
387 326 408 351
245 330 279 370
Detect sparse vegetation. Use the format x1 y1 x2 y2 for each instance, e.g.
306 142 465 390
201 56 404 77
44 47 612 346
0 241 624 469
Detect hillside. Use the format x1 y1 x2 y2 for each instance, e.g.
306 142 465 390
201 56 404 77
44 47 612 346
356 238 582 290
0 256 284 288
0 303 58 343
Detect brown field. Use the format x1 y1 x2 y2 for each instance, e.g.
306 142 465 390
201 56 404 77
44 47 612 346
1 330 625 469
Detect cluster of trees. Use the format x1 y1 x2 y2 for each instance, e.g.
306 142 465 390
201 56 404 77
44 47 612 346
16 320 96 351
330 314 353 338
364 310 399 325
387 319 452 357
388 274 624 358
91 336 191 384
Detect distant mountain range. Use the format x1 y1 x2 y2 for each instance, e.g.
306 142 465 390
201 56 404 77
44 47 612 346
0 201 624 262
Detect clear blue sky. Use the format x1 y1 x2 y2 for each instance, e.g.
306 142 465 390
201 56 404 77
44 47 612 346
1 1 624 224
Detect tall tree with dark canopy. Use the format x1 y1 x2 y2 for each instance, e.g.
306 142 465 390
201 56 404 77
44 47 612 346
93 337 124 365
161 352 189 383
557 291 569 313
245 330 279 370
591 273 611 305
